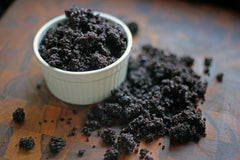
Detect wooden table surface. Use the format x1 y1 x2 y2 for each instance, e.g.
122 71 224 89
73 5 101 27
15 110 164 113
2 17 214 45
0 0 240 159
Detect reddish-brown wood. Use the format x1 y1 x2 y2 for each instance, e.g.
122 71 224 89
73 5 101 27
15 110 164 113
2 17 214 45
0 0 240 159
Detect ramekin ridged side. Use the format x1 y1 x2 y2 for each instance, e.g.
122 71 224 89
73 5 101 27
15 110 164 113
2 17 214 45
33 12 132 105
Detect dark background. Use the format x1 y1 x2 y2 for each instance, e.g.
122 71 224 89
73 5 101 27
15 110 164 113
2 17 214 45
2 0 240 18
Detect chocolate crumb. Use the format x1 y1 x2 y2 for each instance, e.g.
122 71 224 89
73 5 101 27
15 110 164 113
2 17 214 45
51 120 54 123
38 121 42 125
127 22 138 36
204 57 212 66
216 73 224 82
19 137 35 150
73 127 77 131
101 128 117 144
72 109 78 114
104 144 120 160
135 147 139 153
162 145 165 150
78 149 85 156
203 57 212 75
49 136 66 153
118 133 135 154
97 129 102 136
92 145 96 148
44 120 48 123
12 108 25 123
181 56 194 67
140 148 149 158
36 84 41 90
204 67 209 75
59 117 65 121
82 120 101 136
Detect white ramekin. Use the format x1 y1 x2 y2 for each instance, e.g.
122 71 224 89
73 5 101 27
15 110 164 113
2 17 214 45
33 12 132 105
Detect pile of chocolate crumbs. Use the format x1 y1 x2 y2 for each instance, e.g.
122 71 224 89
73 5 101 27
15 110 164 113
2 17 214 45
82 45 207 159
39 8 127 71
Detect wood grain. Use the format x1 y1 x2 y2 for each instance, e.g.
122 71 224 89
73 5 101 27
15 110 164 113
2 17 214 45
0 0 240 159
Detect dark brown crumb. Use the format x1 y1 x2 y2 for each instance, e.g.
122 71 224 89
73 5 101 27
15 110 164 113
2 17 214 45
158 142 161 146
51 120 54 123
180 56 194 67
216 73 224 82
82 120 101 136
12 108 25 123
19 137 35 150
135 147 139 153
59 117 65 121
140 148 149 158
73 127 77 131
145 155 154 160
72 109 77 114
39 8 127 72
36 84 41 90
38 121 42 125
97 129 102 136
104 144 120 160
204 57 212 66
92 145 96 148
203 57 212 75
101 128 117 144
78 149 85 156
44 120 48 123
49 136 66 153
127 22 138 36
162 145 165 150
204 67 209 75
168 108 206 144
118 133 135 154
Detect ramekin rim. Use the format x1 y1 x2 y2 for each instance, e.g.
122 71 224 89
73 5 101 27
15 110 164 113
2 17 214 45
33 11 132 75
